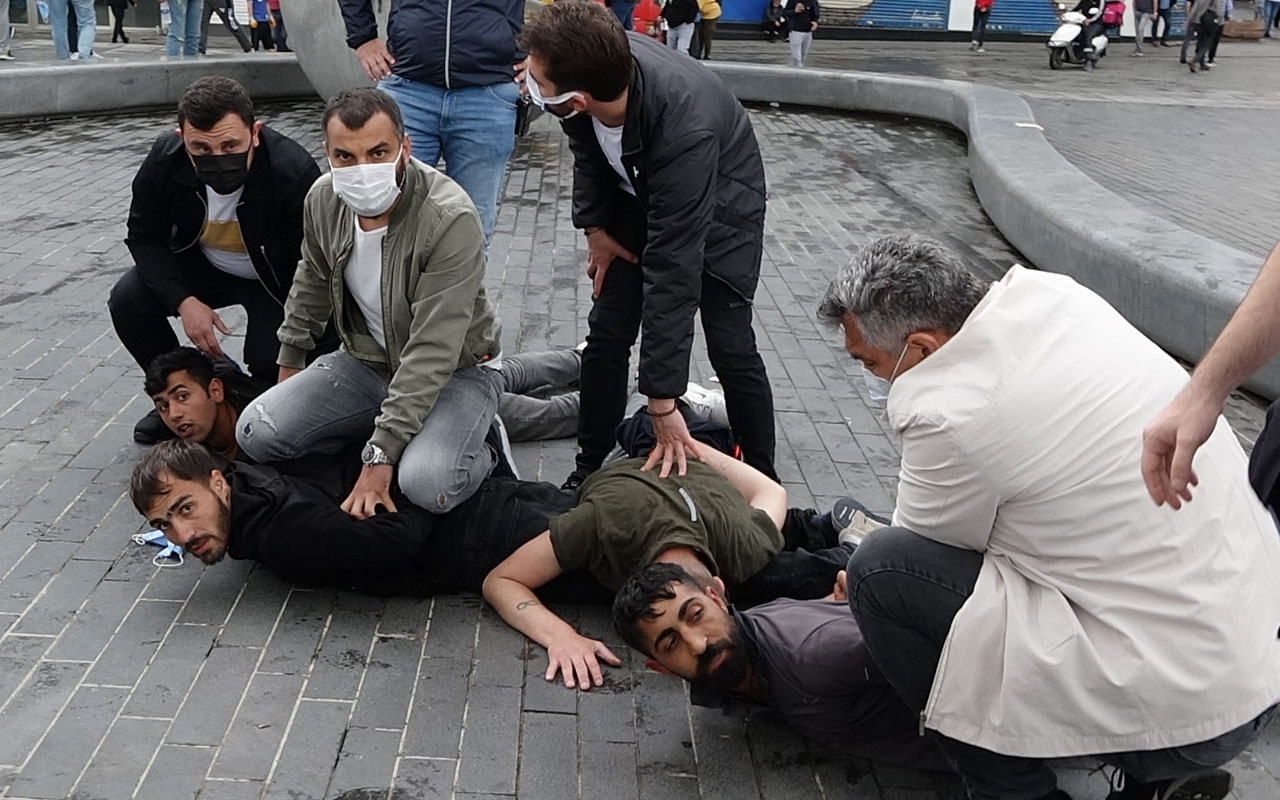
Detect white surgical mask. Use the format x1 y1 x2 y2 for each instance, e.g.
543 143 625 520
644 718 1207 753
526 76 583 120
862 342 910 409
329 147 404 217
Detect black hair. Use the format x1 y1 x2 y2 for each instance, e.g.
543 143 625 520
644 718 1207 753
612 562 705 655
130 440 228 515
177 76 255 131
144 347 217 397
518 1 633 102
322 88 405 139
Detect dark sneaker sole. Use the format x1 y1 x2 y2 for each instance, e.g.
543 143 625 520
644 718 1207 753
1163 770 1233 800
832 497 890 530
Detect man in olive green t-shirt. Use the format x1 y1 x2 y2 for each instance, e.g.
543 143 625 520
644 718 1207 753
483 443 854 692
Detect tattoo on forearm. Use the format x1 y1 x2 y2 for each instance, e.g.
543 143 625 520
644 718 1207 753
515 600 540 611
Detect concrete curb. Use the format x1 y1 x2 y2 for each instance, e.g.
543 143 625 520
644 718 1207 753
708 62 1276 399
0 55 314 122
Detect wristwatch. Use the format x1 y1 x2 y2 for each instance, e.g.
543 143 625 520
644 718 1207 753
361 443 394 467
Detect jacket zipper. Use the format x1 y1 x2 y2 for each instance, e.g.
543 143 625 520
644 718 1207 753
175 191 209 254
444 0 454 89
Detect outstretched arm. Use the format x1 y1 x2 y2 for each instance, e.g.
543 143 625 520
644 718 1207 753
482 533 622 690
1142 240 1280 508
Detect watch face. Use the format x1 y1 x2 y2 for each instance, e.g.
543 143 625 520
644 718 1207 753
362 444 376 464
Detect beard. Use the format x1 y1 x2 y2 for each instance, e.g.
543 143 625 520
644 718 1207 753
190 498 232 565
695 626 751 692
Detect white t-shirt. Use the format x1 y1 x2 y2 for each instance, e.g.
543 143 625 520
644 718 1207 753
345 219 388 351
199 187 258 280
592 118 636 196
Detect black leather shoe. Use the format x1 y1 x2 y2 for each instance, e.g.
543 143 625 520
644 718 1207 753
133 409 177 444
560 469 589 492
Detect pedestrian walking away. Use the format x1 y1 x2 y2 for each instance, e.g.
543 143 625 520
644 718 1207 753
198 0 250 53
107 0 136 44
971 0 992 50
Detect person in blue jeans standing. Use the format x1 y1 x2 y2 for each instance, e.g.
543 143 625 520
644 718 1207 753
47 0 94 59
165 0 205 56
339 0 524 247
609 0 637 31
1153 0 1173 44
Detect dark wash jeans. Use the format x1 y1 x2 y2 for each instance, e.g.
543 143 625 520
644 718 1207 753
845 527 1277 799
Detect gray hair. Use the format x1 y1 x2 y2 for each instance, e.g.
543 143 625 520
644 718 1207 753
817 234 988 350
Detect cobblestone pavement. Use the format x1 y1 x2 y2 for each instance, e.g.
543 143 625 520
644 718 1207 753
0 95 1275 800
714 37 1280 259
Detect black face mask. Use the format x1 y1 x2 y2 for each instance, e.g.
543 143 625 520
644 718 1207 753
191 151 251 195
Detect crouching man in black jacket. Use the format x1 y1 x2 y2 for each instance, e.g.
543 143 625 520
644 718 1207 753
109 76 323 445
520 2 777 488
128 439 610 599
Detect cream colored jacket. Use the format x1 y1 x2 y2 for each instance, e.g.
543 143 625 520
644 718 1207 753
887 265 1280 757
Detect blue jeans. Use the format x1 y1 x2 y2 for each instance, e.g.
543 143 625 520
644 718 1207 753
846 528 1278 799
1264 0 1280 32
378 74 518 246
48 0 94 59
611 0 636 30
166 0 204 56
235 350 501 512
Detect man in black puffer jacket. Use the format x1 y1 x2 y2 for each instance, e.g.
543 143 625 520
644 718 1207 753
520 1 777 489
109 76 322 445
339 0 525 245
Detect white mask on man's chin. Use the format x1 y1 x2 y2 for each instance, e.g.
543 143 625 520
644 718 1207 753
329 147 404 217
526 76 583 120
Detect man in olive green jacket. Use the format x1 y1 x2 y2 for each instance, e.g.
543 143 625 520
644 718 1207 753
236 88 504 516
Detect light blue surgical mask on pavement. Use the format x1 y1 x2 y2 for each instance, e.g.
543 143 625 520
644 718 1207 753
132 529 185 568
862 342 910 409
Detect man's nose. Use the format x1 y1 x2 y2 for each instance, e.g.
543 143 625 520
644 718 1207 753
167 520 194 546
688 632 709 656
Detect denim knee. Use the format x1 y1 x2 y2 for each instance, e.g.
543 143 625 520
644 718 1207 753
397 451 487 514
235 400 297 462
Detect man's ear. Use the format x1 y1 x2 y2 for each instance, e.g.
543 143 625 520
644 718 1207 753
251 120 263 148
707 576 729 610
208 377 225 404
645 658 678 678
210 469 230 503
906 330 949 359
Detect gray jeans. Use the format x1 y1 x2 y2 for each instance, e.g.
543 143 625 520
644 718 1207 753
1134 10 1153 49
498 349 581 442
236 350 500 512
1 9 12 54
789 30 812 66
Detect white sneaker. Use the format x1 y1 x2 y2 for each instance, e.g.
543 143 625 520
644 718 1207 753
70 52 80 60
0 52 13 61
681 382 729 427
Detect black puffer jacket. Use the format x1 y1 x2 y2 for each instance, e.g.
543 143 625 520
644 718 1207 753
339 0 525 89
563 33 767 400
124 127 320 312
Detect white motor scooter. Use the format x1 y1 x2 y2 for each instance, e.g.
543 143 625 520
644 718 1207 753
1048 4 1109 70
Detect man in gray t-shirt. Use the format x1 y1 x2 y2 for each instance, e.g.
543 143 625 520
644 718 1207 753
613 563 947 771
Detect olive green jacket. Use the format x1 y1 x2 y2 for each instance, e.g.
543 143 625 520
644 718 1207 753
277 158 502 463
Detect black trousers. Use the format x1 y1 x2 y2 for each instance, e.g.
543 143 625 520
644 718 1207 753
108 254 284 381
199 0 251 53
1153 5 1172 41
110 6 127 42
576 200 777 481
249 21 274 50
847 527 1277 799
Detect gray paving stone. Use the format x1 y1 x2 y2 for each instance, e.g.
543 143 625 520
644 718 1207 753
123 623 220 719
349 634 420 730
304 607 379 701
378 596 433 638
455 686 521 795
165 645 261 746
0 541 77 615
12 557 111 636
421 595 481 660
193 779 267 800
176 558 255 626
216 567 291 647
84 598 180 687
262 700 352 800
581 740 640 800
467 605 527 689
403 657 470 760
134 744 216 800
688 704 759 799
69 716 168 800
392 757 454 800
0 659 89 766
0 635 54 711
259 588 334 675
327 726 400 800
210 673 305 780
8 684 129 799
45 575 145 662
517 711 579 800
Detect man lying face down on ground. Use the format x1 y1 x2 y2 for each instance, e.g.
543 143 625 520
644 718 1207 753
482 439 868 690
612 562 949 773
129 422 858 607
